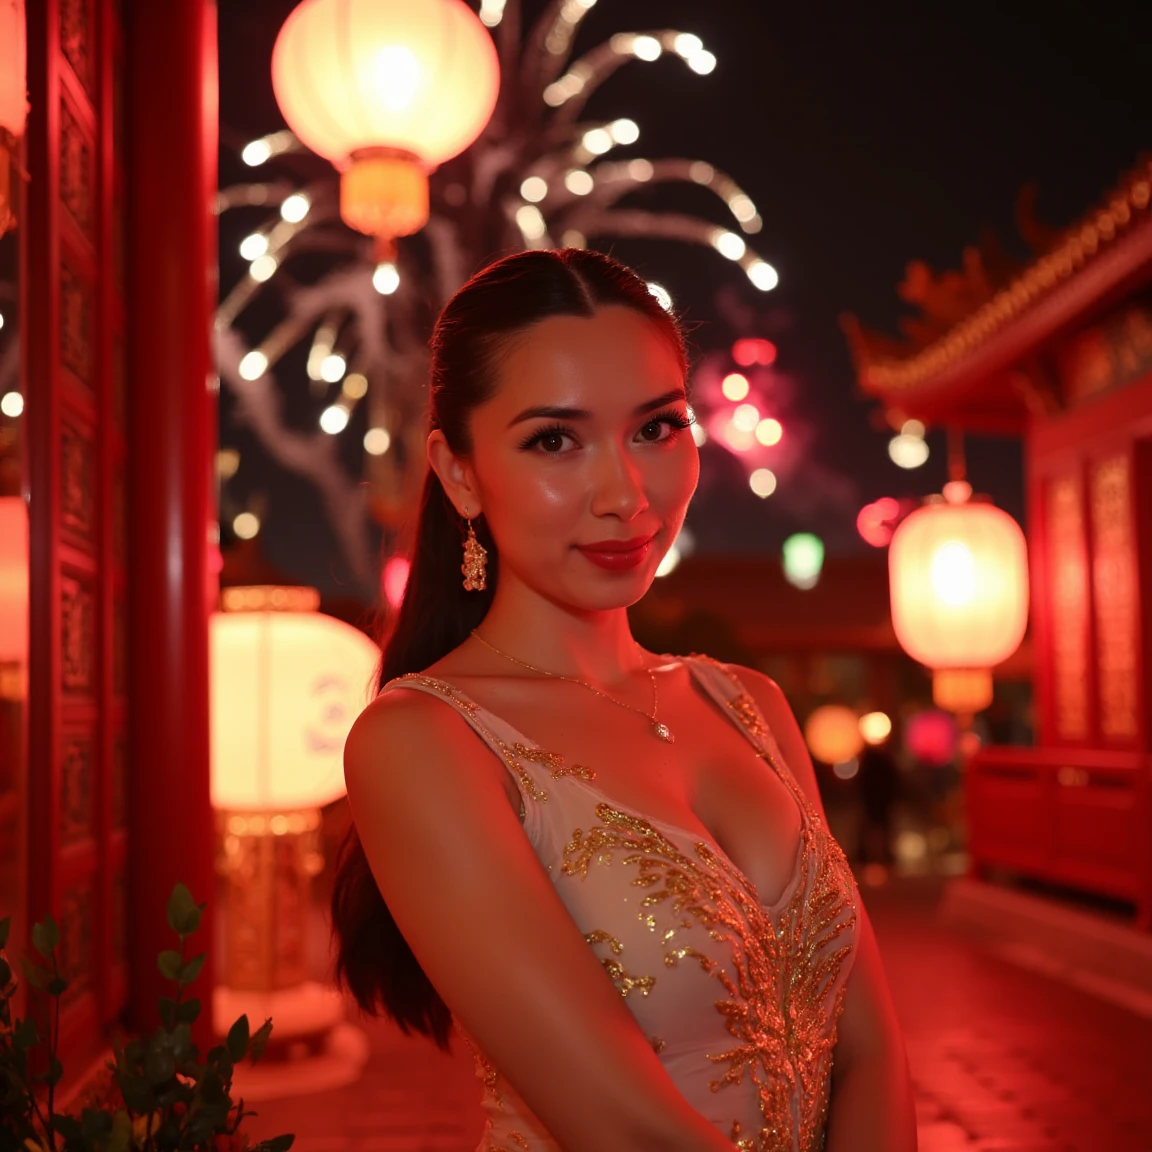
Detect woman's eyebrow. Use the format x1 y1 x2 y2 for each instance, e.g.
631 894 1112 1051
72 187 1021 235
505 388 687 428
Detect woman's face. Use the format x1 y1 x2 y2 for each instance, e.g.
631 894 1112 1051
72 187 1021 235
454 305 698 611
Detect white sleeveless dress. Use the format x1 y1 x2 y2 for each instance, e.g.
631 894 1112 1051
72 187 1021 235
381 654 860 1151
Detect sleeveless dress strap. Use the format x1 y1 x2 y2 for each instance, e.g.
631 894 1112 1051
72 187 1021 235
379 673 552 830
681 654 811 812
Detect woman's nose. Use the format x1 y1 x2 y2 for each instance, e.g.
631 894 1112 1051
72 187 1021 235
589 446 649 519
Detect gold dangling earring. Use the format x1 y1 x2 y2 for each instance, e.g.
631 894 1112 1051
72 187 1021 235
461 512 488 592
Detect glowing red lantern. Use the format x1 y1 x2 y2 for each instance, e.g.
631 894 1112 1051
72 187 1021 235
889 481 1028 713
271 0 500 242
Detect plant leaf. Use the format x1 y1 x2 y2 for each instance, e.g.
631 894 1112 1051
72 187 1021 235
0 957 11 987
175 997 201 1024
158 995 177 1030
157 950 183 982
19 956 50 991
31 915 59 957
0 916 9 949
50 1113 84 1141
46 976 68 997
81 1108 113 1140
226 1014 250 1062
14 1016 39 1049
252 1135 295 1152
166 883 203 937
248 1018 274 1065
35 1056 64 1087
179 952 206 986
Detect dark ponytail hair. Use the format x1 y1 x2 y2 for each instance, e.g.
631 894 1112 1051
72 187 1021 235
330 248 689 1049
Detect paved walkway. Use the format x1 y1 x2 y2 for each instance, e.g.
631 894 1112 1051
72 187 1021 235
244 878 1152 1152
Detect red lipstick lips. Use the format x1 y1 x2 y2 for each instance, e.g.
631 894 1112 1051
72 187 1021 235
576 534 655 572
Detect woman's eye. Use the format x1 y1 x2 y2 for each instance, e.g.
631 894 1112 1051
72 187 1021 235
637 419 674 443
539 432 568 453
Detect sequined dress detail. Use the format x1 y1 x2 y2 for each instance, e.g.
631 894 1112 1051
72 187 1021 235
380 655 859 1151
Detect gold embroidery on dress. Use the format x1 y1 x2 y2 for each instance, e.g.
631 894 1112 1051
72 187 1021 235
651 1036 666 1054
585 929 657 997
447 655 859 1152
560 789 857 1152
511 742 596 780
728 692 770 739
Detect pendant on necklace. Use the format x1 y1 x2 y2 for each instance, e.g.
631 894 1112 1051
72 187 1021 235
653 721 674 743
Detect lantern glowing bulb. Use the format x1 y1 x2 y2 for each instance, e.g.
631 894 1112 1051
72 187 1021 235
211 587 380 811
889 488 1028 713
271 0 500 240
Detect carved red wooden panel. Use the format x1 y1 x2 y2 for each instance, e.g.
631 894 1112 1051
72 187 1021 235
25 0 129 1069
1044 472 1092 743
1089 453 1140 744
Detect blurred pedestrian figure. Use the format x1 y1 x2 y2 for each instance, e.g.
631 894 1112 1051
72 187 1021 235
858 738 900 872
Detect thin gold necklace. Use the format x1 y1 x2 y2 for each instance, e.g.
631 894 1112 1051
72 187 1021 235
470 629 674 743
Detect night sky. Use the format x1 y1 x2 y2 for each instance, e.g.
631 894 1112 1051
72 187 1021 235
217 0 1152 598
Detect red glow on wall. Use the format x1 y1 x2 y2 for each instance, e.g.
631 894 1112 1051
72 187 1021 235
731 338 777 367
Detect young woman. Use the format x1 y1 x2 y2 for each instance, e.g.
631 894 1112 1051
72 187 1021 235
333 249 917 1152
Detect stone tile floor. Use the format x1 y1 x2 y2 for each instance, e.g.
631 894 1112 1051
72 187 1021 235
244 877 1152 1152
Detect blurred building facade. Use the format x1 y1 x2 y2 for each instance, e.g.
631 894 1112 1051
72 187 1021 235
849 161 1152 927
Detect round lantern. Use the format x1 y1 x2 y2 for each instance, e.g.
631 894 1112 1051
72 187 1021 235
210 586 380 1043
271 0 500 240
210 585 380 811
0 0 28 237
804 705 864 765
889 481 1028 714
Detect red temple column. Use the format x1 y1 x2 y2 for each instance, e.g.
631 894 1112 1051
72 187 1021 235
125 0 218 1037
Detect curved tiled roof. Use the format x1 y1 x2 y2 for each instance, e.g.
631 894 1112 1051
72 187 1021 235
858 158 1152 396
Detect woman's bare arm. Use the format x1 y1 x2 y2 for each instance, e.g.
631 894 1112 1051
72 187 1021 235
343 690 732 1152
733 667 918 1151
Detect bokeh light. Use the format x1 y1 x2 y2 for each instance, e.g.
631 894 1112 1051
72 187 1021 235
782 533 824 589
905 710 958 767
721 373 750 401
319 404 350 434
731 338 776 367
382 555 411 608
857 496 901 547
732 403 760 432
233 512 260 539
364 427 391 456
805 705 864 765
755 418 782 446
889 432 929 469
749 468 777 498
859 711 893 745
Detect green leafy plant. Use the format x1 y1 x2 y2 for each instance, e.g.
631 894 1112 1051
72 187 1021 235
0 884 294 1152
